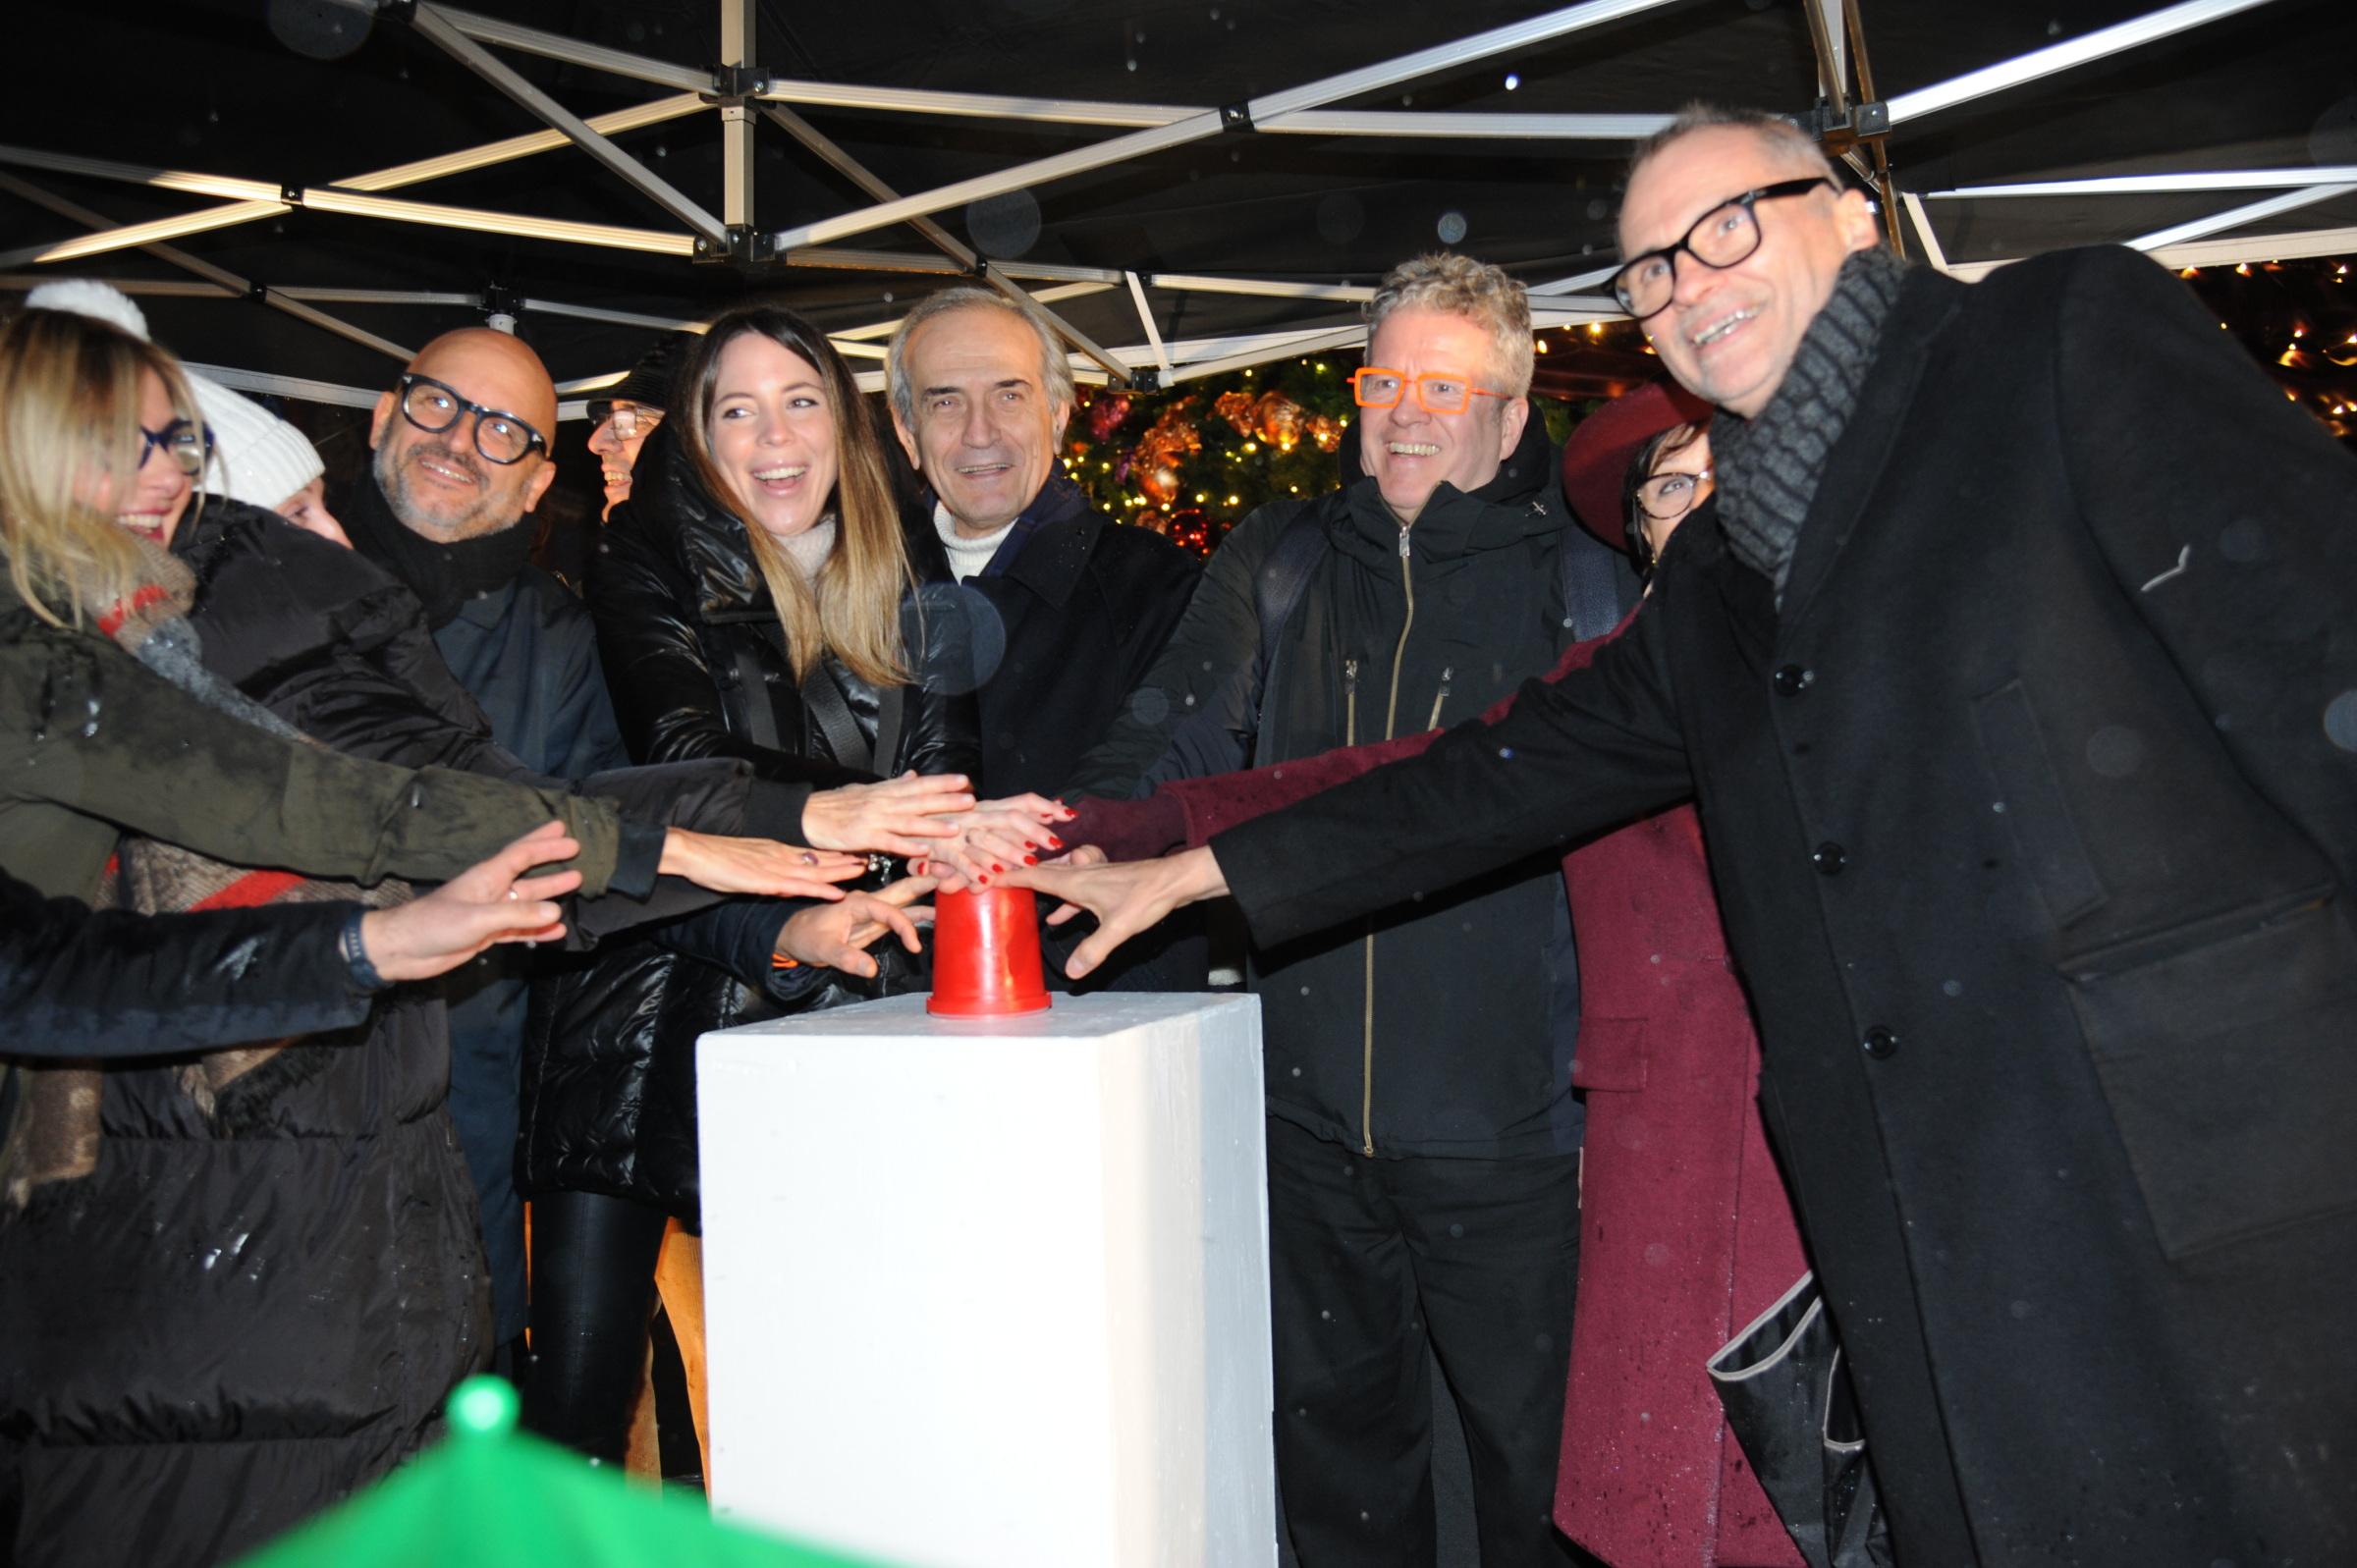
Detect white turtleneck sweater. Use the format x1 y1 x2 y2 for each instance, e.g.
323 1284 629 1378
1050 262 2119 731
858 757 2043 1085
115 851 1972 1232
778 516 838 582
933 502 1014 583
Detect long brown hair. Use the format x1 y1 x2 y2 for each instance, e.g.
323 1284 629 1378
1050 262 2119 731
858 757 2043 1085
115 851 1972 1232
679 304 912 689
0 309 200 627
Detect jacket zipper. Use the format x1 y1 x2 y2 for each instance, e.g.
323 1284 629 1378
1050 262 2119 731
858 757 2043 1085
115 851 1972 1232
1427 666 1453 731
1359 526 1418 1157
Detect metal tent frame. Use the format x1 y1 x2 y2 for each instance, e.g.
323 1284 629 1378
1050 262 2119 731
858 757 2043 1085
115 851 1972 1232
2 0 2342 413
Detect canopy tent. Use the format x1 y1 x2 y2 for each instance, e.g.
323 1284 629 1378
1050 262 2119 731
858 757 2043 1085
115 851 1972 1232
6 0 2354 415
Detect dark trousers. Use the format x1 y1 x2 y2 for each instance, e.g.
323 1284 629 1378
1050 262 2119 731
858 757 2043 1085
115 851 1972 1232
521 1188 669 1463
1267 1115 1582 1568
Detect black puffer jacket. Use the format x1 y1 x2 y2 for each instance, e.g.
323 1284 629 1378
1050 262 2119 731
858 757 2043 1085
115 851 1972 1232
521 430 981 1214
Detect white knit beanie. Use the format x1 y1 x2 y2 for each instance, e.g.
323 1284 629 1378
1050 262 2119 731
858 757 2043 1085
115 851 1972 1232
24 277 325 510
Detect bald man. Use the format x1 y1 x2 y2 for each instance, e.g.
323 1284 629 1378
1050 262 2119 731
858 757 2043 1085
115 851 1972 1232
343 328 638 1360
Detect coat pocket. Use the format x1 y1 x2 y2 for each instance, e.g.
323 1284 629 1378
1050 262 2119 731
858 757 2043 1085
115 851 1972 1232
1970 679 2107 925
2062 893 2357 1260
1570 1016 1649 1093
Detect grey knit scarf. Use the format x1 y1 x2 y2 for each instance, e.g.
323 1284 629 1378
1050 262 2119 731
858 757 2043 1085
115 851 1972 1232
1711 246 1911 608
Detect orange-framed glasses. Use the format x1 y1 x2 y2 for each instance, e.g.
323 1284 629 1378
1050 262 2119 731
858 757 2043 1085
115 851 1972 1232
1349 367 1514 415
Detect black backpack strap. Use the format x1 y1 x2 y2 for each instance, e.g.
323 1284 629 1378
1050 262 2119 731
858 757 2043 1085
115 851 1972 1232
1555 521 1642 643
800 661 874 775
1249 502 1330 740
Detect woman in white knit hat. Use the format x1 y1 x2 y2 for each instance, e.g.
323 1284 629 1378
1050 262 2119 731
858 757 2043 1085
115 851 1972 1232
23 279 351 546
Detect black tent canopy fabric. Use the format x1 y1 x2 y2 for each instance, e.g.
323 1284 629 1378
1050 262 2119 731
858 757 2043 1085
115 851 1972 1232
5 0 2354 403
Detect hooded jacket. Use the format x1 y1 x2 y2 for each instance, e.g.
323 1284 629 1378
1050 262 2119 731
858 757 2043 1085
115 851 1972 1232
1069 412 1635 1157
521 428 981 1214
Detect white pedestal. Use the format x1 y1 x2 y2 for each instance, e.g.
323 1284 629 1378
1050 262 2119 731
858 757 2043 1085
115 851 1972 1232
698 993 1274 1568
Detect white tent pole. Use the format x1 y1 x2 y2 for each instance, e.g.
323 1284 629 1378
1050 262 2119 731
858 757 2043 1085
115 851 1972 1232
1161 327 1368 385
273 288 483 306
1927 167 2357 197
427 3 713 91
719 0 756 229
1802 0 1850 111
2145 226 2357 267
1885 0 2280 128
753 79 1669 140
766 0 1681 253
0 201 290 269
1898 192 1953 274
2126 184 2357 251
757 81 1191 128
0 95 706 270
343 95 708 191
521 299 705 331
0 275 239 298
299 186 695 254
0 169 414 361
1149 275 1374 302
184 362 386 409
409 4 728 245
1263 111 1671 138
1124 273 1173 372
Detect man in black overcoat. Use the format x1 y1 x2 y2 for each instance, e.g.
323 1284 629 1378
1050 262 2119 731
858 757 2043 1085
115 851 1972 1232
1013 107 2357 1566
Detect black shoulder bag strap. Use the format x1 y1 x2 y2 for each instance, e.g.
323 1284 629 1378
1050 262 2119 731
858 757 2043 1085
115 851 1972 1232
1249 502 1330 736
1555 523 1641 644
733 645 784 751
799 661 875 775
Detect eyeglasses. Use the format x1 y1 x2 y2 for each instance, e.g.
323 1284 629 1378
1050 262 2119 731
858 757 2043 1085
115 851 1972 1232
1611 178 1835 320
1349 367 1513 415
395 373 548 465
1636 466 1714 520
137 418 213 477
589 402 663 440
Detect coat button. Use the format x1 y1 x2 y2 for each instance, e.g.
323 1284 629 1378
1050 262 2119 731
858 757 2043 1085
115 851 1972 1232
1812 841 1846 876
1773 664 1812 696
1862 1026 1898 1059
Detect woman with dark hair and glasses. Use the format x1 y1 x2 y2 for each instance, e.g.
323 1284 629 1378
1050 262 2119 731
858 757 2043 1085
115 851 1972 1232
521 302 1008 1473
1622 417 1716 579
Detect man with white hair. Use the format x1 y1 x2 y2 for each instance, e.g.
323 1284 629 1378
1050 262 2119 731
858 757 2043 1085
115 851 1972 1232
887 288 1198 806
1063 252 1638 1567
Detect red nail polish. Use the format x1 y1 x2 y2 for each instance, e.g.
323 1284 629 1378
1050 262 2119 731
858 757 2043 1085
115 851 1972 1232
991 863 1005 874
1023 854 1038 866
1047 835 1064 849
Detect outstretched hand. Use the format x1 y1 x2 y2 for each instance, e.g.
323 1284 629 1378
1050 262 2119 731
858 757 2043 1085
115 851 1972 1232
998 845 1228 980
776 875 938 979
361 822 583 981
659 829 865 899
917 792 1075 891
802 772 976 858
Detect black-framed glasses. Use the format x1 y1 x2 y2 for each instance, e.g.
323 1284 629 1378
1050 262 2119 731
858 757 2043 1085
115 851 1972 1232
1636 466 1715 520
589 402 663 440
1349 367 1513 415
395 373 548 465
137 418 213 477
1612 178 1835 320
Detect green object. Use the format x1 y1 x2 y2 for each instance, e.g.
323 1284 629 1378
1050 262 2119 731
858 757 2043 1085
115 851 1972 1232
232 1376 896 1568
